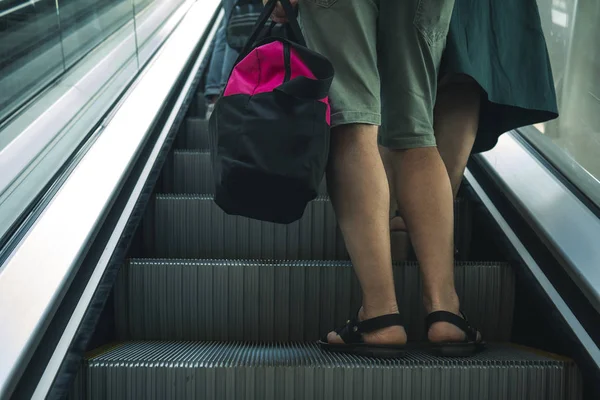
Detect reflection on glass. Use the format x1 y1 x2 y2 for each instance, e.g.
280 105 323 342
57 0 135 68
0 0 64 123
536 0 600 182
133 0 186 66
0 0 190 128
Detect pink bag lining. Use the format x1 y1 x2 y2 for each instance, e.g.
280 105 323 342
223 41 331 124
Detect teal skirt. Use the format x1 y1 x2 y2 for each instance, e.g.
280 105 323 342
440 0 559 153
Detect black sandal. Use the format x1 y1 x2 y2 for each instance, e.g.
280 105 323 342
425 311 486 357
318 313 406 358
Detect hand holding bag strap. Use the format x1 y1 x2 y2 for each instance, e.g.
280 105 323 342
236 0 305 64
277 0 307 47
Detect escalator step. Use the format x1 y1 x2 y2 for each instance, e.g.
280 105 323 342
173 150 214 194
73 342 582 400
188 93 207 118
175 118 209 150
151 195 347 259
172 150 329 195
114 260 515 342
148 196 470 260
170 120 471 258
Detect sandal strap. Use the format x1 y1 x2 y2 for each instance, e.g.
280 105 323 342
335 317 363 344
334 313 404 344
425 311 478 342
358 313 404 334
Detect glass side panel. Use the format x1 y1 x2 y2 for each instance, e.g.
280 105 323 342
535 0 600 183
0 0 64 123
133 0 187 67
57 0 135 69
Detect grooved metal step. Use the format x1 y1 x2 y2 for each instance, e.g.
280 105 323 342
70 342 582 400
114 260 515 342
175 118 209 149
173 150 214 194
172 150 328 195
149 195 347 259
188 93 207 118
146 196 470 260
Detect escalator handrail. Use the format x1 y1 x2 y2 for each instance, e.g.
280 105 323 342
0 1 220 397
464 165 600 369
473 132 600 315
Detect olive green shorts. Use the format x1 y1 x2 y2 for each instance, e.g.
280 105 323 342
298 0 455 149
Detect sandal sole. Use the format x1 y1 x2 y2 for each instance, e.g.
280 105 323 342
318 340 406 359
429 341 487 357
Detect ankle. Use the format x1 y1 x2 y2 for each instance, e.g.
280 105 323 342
359 303 399 321
423 290 460 314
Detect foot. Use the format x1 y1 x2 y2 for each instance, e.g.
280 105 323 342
390 215 407 232
426 297 482 343
326 306 408 346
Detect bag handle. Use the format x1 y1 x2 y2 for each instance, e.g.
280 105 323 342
275 44 334 100
236 0 306 63
234 0 277 64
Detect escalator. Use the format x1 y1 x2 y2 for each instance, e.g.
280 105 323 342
65 85 584 399
2 2 598 399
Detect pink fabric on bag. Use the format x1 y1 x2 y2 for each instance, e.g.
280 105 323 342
223 41 331 124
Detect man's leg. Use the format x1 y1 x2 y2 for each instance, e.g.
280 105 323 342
205 0 239 112
218 0 239 92
326 125 406 344
391 148 464 342
300 0 406 345
386 78 481 231
204 20 227 103
379 0 479 343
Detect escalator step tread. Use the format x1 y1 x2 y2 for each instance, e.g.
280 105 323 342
114 260 515 342
172 150 328 195
150 195 346 259
148 196 470 260
188 93 207 118
75 342 582 400
176 118 209 149
173 150 214 194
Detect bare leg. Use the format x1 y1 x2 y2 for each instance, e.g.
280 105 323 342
390 147 466 343
387 78 481 231
325 124 407 345
385 78 483 342
434 79 481 197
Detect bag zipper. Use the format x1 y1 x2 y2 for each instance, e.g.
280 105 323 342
283 42 291 82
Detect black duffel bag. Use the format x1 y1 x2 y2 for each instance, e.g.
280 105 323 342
210 0 334 224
